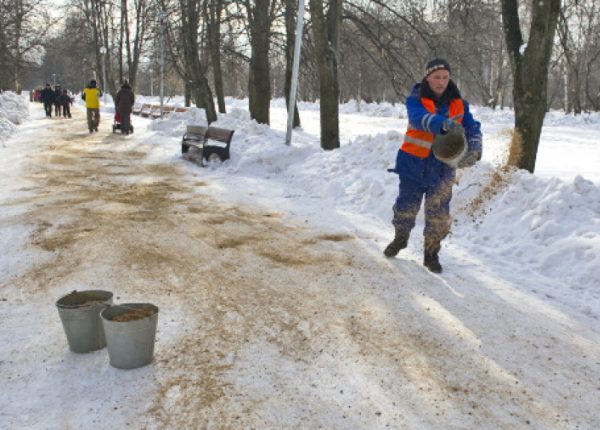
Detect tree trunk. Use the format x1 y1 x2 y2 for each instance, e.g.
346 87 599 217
181 0 217 123
310 0 342 150
118 0 126 84
127 0 149 92
501 0 560 173
205 0 226 113
495 37 507 110
12 0 23 93
185 77 192 107
284 0 301 128
0 16 6 89
246 0 271 124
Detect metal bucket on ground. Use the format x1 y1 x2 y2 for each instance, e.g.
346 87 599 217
432 128 467 168
56 290 113 353
101 303 159 369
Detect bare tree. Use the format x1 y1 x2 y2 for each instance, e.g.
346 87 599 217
0 0 52 92
122 0 151 91
203 0 227 113
243 0 278 124
310 0 342 150
501 0 560 173
180 0 217 122
555 0 600 113
284 0 301 127
80 0 113 95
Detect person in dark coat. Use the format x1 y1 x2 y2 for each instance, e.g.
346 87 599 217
54 85 63 117
115 81 135 134
384 58 482 273
61 89 72 118
40 84 55 117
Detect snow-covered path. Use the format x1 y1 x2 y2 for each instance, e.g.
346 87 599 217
0 103 598 429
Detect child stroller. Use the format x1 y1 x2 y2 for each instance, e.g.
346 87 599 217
112 111 134 134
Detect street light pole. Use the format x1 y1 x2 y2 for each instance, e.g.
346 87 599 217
99 46 107 105
285 0 305 146
52 73 56 86
158 11 167 118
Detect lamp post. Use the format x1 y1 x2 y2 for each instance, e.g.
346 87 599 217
158 11 167 117
52 73 56 87
285 0 305 146
99 46 107 104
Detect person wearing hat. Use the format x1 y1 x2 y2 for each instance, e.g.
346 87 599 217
82 79 103 133
115 80 135 135
384 58 482 273
40 83 55 118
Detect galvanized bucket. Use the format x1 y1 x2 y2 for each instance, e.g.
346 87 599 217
56 290 113 353
101 303 159 369
432 128 467 168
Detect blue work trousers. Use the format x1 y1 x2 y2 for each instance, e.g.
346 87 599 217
392 177 453 253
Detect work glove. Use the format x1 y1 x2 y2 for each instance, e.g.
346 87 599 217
457 150 481 169
441 118 464 134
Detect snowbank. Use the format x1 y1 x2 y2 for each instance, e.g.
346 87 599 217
148 103 600 317
452 166 600 314
0 92 29 142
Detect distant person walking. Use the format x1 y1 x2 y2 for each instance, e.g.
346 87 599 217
40 84 55 118
61 89 72 118
54 85 63 117
82 80 102 133
115 81 134 135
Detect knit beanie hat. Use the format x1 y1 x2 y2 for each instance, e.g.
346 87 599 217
425 58 451 77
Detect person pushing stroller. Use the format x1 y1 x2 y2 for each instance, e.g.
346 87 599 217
115 81 134 135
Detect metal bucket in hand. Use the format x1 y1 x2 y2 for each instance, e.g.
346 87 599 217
432 128 467 168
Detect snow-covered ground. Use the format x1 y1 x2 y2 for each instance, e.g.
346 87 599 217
1 92 599 429
141 94 600 318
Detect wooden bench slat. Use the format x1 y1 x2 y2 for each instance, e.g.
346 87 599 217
140 104 152 117
181 126 235 166
143 105 175 119
205 128 234 143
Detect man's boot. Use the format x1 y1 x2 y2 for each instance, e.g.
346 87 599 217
424 239 442 273
423 252 442 273
383 229 408 257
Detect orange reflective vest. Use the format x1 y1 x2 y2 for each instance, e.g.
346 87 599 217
401 98 464 158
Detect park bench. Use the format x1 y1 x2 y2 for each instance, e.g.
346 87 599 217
181 126 234 166
150 105 174 119
132 103 143 115
140 104 152 117
150 105 162 118
175 107 188 113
